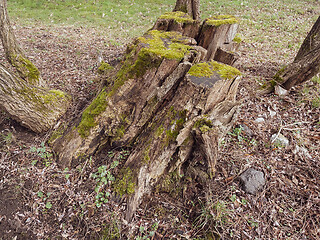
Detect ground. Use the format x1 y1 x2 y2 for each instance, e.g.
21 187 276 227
0 9 320 240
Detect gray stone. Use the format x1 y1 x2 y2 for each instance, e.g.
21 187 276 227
271 133 289 148
239 168 265 195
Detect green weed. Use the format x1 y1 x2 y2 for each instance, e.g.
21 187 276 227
30 142 53 167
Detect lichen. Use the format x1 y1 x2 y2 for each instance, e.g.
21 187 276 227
159 11 195 24
188 60 241 79
113 167 135 196
97 61 113 75
77 88 107 138
206 15 238 27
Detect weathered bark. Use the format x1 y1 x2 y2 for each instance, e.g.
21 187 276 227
173 0 200 20
197 16 239 61
52 19 241 220
0 64 70 132
262 16 320 93
0 0 45 86
214 47 239 65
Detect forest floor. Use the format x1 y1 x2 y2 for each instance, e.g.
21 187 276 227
0 8 320 240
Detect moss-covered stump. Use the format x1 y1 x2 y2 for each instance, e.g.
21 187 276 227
152 11 200 39
0 65 70 133
197 15 239 61
52 18 242 221
124 60 241 220
52 30 201 168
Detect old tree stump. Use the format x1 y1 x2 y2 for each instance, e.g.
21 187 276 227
52 12 242 219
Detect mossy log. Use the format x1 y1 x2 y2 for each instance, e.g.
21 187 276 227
262 16 320 93
52 26 241 220
0 64 70 132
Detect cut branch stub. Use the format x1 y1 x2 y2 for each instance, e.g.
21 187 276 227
0 64 70 133
152 11 200 39
53 30 200 168
197 15 239 61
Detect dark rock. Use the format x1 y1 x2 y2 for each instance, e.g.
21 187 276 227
239 168 265 195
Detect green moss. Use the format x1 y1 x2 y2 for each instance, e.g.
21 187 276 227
77 88 107 138
156 125 164 138
11 54 40 84
97 61 113 74
113 167 135 196
108 30 191 97
159 11 195 24
42 90 68 104
48 124 66 145
188 60 241 79
233 34 242 43
206 15 238 27
165 109 187 144
194 118 213 133
273 65 287 84
143 144 151 164
138 30 192 60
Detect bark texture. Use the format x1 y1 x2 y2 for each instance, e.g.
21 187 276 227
173 0 200 20
53 13 242 219
263 16 320 93
0 0 45 86
0 64 70 132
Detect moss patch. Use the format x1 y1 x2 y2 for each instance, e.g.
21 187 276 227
48 124 66 145
138 30 192 60
165 109 187 144
97 61 114 75
206 15 238 27
194 118 213 133
10 54 40 84
188 60 241 79
233 34 242 44
113 167 135 196
77 88 107 138
159 11 195 24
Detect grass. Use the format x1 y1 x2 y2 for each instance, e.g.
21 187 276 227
8 0 319 51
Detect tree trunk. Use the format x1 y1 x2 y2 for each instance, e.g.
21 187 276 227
173 0 200 20
0 64 70 133
0 0 70 132
52 13 242 219
0 0 45 86
262 16 320 93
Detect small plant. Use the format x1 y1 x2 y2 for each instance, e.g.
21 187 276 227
228 125 244 142
91 160 119 208
30 142 53 167
37 191 53 210
135 222 159 240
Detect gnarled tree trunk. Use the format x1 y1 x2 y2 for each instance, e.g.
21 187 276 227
0 0 71 132
52 12 242 220
0 0 45 86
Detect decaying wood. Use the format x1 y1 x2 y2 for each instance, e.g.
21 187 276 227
214 47 239 65
53 12 242 220
0 64 70 132
0 0 45 86
152 11 200 39
197 17 239 61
